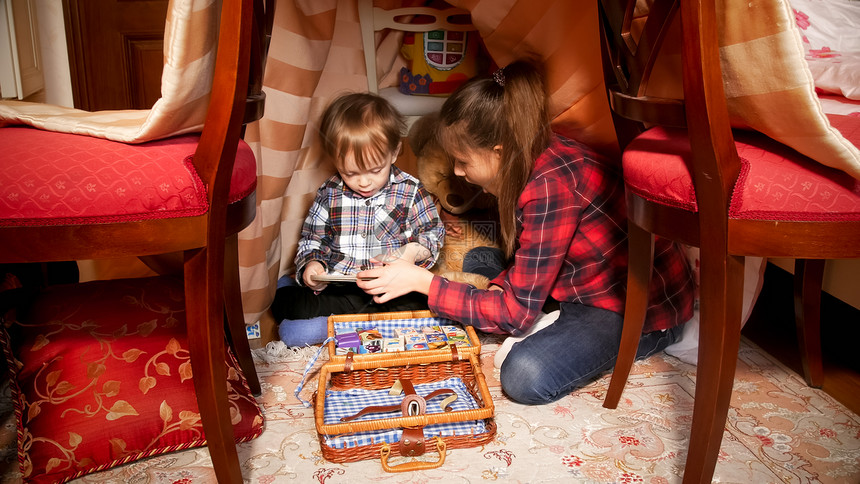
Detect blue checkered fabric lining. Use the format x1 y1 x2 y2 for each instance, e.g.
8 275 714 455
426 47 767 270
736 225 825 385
321 377 486 449
333 316 460 337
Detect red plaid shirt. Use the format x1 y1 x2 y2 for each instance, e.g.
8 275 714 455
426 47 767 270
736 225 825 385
429 135 694 335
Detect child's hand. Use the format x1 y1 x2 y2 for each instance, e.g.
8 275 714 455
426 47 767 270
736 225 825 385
303 261 328 292
356 257 434 303
380 242 431 265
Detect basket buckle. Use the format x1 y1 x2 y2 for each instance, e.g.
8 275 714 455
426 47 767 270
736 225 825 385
400 426 426 456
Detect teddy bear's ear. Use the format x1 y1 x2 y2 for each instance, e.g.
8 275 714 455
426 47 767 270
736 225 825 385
408 112 442 156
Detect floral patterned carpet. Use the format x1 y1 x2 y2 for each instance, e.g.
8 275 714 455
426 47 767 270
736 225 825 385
2 335 859 484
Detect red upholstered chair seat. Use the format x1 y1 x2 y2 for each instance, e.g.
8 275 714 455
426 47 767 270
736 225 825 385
0 126 256 227
623 124 860 221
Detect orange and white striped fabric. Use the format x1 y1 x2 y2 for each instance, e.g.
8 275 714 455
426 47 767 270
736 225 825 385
637 0 860 179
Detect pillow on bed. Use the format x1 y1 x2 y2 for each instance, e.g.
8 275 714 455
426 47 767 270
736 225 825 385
642 0 860 180
806 53 860 100
790 0 860 99
790 0 860 54
0 276 264 484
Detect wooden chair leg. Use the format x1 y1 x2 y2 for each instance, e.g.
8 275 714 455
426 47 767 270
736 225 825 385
224 233 261 396
793 259 824 388
683 253 744 484
603 222 654 409
185 247 243 483
140 236 262 397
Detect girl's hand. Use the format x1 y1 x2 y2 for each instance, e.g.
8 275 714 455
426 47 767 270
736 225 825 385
379 242 432 264
356 257 434 303
302 261 328 292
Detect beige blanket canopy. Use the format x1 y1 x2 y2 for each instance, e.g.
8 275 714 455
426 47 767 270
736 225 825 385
0 0 218 142
1 0 857 325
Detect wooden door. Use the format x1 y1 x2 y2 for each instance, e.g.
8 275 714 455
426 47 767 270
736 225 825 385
63 0 168 111
4 0 45 99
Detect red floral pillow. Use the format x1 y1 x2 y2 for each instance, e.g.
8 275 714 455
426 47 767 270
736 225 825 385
0 275 264 483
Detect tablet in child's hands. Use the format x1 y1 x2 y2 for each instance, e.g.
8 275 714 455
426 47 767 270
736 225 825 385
311 273 377 283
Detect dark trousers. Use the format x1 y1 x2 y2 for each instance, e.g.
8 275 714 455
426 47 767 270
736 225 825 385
270 282 429 321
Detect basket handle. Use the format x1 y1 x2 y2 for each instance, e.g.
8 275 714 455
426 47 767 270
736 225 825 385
380 437 447 472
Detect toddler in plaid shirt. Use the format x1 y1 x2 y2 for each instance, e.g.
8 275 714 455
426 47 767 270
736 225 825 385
270 93 445 344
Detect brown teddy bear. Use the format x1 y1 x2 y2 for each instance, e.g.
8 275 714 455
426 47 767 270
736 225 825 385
409 113 501 289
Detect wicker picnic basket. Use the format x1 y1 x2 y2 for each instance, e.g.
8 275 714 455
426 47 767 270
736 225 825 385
313 350 495 472
326 310 482 365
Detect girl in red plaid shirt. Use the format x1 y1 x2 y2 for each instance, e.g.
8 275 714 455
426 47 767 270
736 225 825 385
358 61 695 404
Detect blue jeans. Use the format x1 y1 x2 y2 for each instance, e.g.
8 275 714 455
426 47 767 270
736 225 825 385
462 247 507 279
462 246 683 405
500 302 683 404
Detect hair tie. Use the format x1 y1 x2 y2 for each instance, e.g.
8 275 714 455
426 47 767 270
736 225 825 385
492 68 505 87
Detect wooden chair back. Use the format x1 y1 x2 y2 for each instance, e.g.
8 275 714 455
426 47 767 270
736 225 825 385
598 0 740 236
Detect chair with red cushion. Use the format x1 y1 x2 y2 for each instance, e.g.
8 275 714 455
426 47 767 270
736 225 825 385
597 0 860 482
0 0 268 481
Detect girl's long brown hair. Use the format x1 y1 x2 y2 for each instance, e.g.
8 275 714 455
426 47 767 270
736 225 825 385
439 60 552 258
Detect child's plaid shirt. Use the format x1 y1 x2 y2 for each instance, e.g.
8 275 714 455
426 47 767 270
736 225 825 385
295 165 444 283
429 136 695 336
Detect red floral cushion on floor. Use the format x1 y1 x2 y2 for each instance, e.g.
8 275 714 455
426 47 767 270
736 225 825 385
0 126 256 227
0 275 264 484
622 125 860 221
